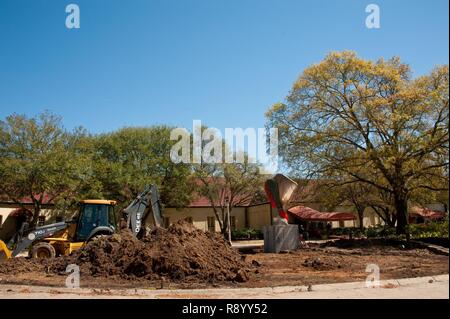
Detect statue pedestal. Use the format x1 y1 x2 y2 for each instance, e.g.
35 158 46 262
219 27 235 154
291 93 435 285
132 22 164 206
262 224 299 253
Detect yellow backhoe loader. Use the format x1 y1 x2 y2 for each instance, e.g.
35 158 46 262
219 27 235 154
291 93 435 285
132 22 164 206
0 185 163 260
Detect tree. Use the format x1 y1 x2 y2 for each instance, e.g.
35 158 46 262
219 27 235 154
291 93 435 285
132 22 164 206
304 179 371 230
194 155 266 236
0 112 90 226
266 51 449 234
367 188 397 227
333 183 371 230
90 126 194 210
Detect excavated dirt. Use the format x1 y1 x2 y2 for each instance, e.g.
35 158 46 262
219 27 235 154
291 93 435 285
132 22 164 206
0 232 448 290
320 238 423 249
0 220 254 284
0 257 45 275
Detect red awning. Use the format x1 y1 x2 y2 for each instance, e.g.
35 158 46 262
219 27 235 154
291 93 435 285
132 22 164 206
288 205 356 222
410 207 446 220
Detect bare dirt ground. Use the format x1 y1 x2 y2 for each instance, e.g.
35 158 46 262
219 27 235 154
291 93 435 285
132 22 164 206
241 245 448 288
1 242 447 290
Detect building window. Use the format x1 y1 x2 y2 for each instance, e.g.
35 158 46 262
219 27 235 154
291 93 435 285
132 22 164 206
230 216 236 230
37 215 46 226
186 217 193 224
163 217 170 228
207 216 216 232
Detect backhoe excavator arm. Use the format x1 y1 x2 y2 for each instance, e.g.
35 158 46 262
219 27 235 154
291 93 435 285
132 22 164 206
9 222 69 257
123 184 164 237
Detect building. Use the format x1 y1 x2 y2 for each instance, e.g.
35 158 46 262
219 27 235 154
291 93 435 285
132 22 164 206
1 182 447 241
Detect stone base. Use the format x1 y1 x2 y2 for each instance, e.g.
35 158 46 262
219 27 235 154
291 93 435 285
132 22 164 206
262 224 299 253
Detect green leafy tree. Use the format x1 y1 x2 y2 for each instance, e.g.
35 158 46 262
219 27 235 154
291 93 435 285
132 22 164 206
266 51 449 234
0 112 90 226
90 126 194 210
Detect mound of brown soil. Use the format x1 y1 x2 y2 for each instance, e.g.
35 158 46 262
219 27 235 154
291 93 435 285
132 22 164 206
301 256 341 270
0 257 44 275
2 220 253 283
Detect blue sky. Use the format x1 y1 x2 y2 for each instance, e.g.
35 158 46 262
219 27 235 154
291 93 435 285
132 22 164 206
0 0 448 133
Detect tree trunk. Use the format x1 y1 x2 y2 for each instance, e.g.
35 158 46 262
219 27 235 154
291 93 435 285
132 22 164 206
372 206 396 228
394 193 408 235
220 207 232 239
31 205 41 227
357 209 364 230
211 206 224 234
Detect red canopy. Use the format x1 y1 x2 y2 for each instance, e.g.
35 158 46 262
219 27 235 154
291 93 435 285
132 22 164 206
288 205 356 222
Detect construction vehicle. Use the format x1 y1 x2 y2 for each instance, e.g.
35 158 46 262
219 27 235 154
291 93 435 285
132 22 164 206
0 185 163 260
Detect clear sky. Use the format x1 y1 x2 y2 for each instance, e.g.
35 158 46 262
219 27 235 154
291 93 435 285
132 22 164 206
0 0 448 133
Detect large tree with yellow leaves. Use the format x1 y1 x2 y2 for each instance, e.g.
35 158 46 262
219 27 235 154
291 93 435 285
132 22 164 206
266 51 449 234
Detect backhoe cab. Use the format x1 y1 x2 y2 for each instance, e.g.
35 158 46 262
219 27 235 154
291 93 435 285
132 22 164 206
73 200 118 242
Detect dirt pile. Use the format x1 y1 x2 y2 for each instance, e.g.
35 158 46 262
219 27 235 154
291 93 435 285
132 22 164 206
301 256 340 270
0 257 44 275
41 220 253 283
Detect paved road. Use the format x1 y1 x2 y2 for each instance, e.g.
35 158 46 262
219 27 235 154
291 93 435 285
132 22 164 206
0 275 448 299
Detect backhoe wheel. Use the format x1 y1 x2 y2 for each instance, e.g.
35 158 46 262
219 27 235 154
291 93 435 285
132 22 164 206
31 242 56 259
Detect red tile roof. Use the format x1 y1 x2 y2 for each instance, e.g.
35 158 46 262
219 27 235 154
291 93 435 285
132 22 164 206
0 193 54 205
410 206 446 220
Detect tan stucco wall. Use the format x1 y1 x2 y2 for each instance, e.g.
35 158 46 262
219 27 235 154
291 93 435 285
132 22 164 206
247 204 272 230
0 208 13 227
161 207 247 232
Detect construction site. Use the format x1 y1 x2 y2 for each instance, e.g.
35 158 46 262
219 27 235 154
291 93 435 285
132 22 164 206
0 176 448 298
0 0 449 303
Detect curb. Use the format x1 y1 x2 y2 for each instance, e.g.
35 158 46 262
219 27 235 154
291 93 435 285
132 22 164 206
1 274 448 298
410 240 449 256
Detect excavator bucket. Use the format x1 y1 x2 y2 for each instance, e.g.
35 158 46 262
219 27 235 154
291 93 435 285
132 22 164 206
0 240 12 260
124 184 164 237
149 185 163 228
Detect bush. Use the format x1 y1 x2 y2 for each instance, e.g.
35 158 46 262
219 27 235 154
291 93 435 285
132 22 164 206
365 225 397 238
333 219 449 240
329 227 365 238
231 228 263 240
330 225 397 239
409 219 449 239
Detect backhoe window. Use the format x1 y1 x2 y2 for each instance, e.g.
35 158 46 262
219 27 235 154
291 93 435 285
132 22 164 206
77 204 116 241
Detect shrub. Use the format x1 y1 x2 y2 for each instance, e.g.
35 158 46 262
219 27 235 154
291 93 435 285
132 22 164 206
231 228 263 240
365 225 397 238
409 219 449 239
329 227 365 238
